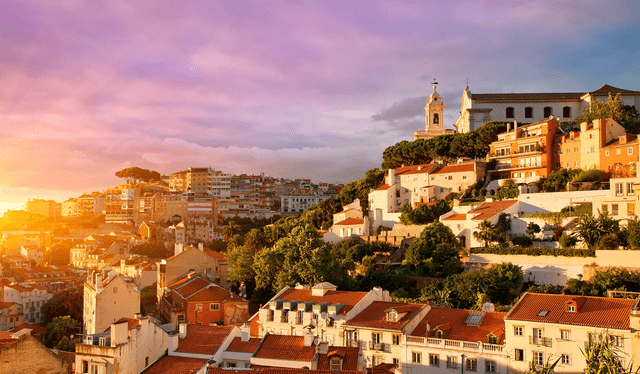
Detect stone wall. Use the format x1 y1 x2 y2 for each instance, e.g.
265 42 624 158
0 335 70 374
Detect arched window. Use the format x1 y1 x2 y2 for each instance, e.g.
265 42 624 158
506 107 515 118
563 106 572 118
433 113 439 124
525 107 533 118
544 107 552 117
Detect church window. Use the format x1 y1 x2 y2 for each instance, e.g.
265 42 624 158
544 107 553 117
506 107 514 118
525 107 533 118
563 106 572 118
433 113 439 124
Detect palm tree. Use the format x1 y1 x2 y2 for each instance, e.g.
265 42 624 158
222 222 240 243
581 331 637 374
526 357 560 374
473 220 495 247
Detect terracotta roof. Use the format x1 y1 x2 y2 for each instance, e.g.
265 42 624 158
373 184 391 192
105 318 141 332
143 356 207 374
602 134 638 149
505 293 636 330
431 163 475 174
335 208 354 214
0 331 25 351
253 334 315 362
470 200 518 221
394 163 438 176
209 369 361 374
186 285 235 303
590 84 640 95
205 251 226 262
0 301 16 309
345 301 426 330
5 284 47 292
333 218 365 226
411 307 506 344
226 336 262 353
10 323 46 335
442 213 467 221
176 325 234 354
316 346 361 371
172 276 213 299
367 363 396 374
267 288 368 315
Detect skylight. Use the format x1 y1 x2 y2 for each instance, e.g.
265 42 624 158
537 310 549 317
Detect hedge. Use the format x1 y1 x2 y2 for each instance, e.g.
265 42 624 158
470 246 595 257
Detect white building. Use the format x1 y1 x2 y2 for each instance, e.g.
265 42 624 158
3 283 51 324
83 270 140 335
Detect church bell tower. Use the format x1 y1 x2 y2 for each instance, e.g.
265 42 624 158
425 85 445 132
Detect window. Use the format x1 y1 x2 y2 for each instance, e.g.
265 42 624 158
412 352 422 364
210 303 219 311
567 305 575 312
429 354 439 367
82 361 89 373
145 357 149 367
195 304 203 312
433 113 439 124
566 148 570 153
533 351 544 366
613 204 619 216
392 334 400 345
372 332 381 344
447 356 458 369
267 309 274 322
485 360 496 373
393 358 399 368
611 335 623 347
297 310 304 324
113 287 118 294
629 147 634 155
525 107 533 118
281 310 289 323
330 357 342 370
616 183 624 196
563 106 571 118
515 348 524 361
506 107 515 118
628 182 634 196
606 150 610 156
544 107 552 117
561 330 570 340
561 354 570 365
466 358 477 371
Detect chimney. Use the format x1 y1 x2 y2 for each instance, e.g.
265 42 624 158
241 324 250 342
95 272 103 289
179 323 187 339
316 341 329 355
111 320 128 346
513 120 518 133
303 329 314 347
198 243 204 251
507 122 511 132
388 169 396 186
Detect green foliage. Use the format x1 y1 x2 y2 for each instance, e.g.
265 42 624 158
540 168 581 192
353 268 413 294
381 121 509 170
140 285 157 316
227 245 256 283
599 233 620 250
399 200 452 225
525 222 541 238
44 241 72 266
575 93 640 134
115 167 162 184
403 221 463 277
44 316 81 350
626 218 640 248
571 169 605 183
473 218 509 247
41 287 83 325
470 246 595 257
494 180 519 200
575 213 620 248
565 268 640 296
582 331 637 374
559 232 578 248
511 235 533 247
130 239 171 258
524 282 564 294
205 239 227 252
524 204 592 220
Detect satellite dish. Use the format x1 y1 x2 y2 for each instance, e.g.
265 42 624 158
313 338 319 345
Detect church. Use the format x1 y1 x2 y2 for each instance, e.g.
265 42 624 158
453 84 640 133
412 84 456 140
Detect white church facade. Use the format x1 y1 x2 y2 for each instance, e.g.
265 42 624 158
413 85 456 140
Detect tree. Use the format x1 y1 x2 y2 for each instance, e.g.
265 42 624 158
115 167 162 184
474 220 496 248
626 218 640 248
575 213 620 248
494 180 519 200
44 241 72 266
130 239 171 258
227 245 256 284
582 331 636 374
140 285 157 316
575 93 640 134
486 262 523 305
540 169 581 192
559 232 578 248
404 221 463 277
44 316 81 350
400 200 452 225
222 222 241 243
526 222 541 239
244 229 266 252
41 287 83 325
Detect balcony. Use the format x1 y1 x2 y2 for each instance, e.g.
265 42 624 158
405 336 504 354
489 145 545 159
368 342 391 353
529 336 552 347
490 161 547 172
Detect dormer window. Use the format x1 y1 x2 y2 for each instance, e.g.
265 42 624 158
388 312 398 322
330 357 343 371
568 305 575 312
434 330 443 339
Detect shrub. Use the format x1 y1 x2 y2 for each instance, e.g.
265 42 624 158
511 235 533 247
571 169 604 183
599 233 620 250
470 246 595 257
559 232 578 248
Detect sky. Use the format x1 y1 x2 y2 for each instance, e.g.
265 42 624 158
1 1 640 208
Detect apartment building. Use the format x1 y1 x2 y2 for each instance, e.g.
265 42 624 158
61 198 78 217
504 293 639 373
105 185 140 225
83 271 140 335
600 133 639 177
77 192 105 215
25 199 61 218
3 283 51 324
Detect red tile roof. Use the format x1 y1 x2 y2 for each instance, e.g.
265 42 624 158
344 301 426 330
172 276 213 298
394 163 438 176
10 323 46 335
333 218 365 226
316 346 361 371
209 369 361 374
268 289 368 315
0 302 16 309
505 293 636 330
205 251 227 262
105 318 141 332
186 285 235 302
411 307 506 344
602 134 639 149
470 200 518 221
373 184 391 192
226 336 262 353
431 163 475 174
253 334 315 362
442 213 467 221
143 356 207 374
176 325 234 354
0 331 25 351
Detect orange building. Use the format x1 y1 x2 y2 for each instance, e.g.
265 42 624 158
487 118 559 180
600 133 639 178
555 130 582 170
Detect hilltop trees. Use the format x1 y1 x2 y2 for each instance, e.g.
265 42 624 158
403 221 463 277
114 167 163 184
576 93 640 134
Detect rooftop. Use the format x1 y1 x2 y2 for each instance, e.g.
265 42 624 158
253 334 315 362
142 356 206 374
431 163 475 175
333 218 365 226
266 288 369 315
469 200 518 221
411 307 506 344
175 325 234 355
316 346 361 371
226 336 262 353
345 301 426 331
394 163 438 176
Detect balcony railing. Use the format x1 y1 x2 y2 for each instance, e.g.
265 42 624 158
368 342 390 353
529 336 552 347
405 336 504 353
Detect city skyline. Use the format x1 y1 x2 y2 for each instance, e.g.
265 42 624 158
2 1 640 207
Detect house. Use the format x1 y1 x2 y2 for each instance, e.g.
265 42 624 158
592 176 638 221
440 199 520 249
405 307 507 374
325 200 369 244
343 301 430 367
0 302 23 330
504 293 639 373
454 84 640 133
83 271 140 335
160 273 248 326
258 282 390 345
75 316 172 374
0 329 72 374
599 132 639 177
3 283 51 324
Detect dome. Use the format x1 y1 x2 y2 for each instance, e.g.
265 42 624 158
428 85 441 103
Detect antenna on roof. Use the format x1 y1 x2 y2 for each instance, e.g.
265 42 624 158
432 78 438 85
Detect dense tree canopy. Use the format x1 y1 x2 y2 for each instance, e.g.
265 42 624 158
44 316 81 351
130 239 171 258
44 241 72 266
399 200 452 225
41 287 83 325
403 221 463 277
115 167 163 184
575 93 640 134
